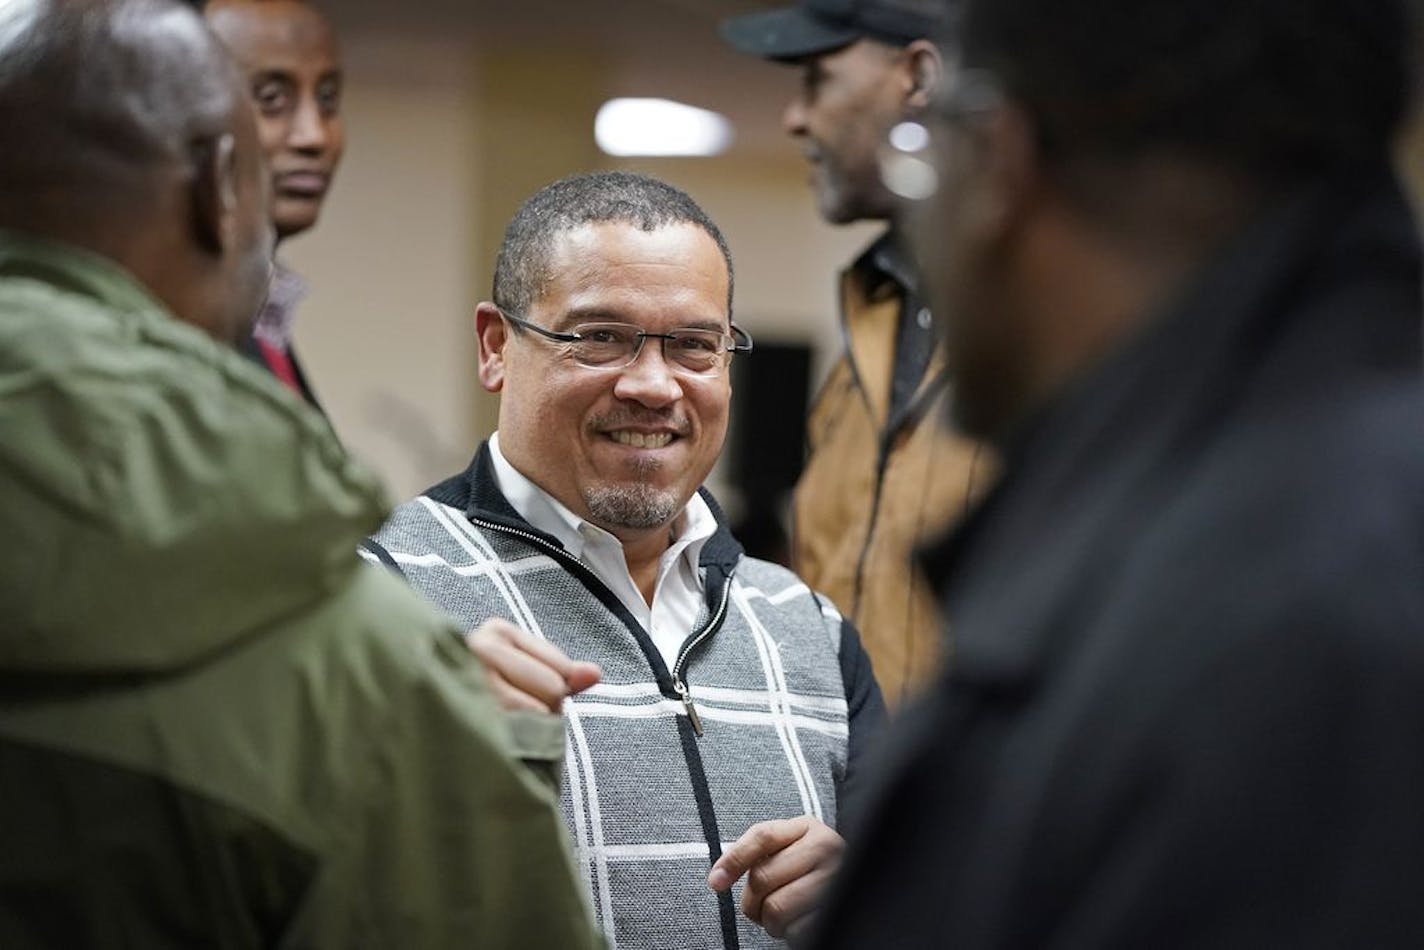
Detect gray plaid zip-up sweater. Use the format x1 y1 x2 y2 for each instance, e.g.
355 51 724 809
362 444 885 950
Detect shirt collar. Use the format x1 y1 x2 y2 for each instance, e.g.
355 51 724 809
251 260 308 348
487 431 716 567
853 229 919 300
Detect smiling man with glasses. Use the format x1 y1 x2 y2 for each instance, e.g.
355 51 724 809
363 171 886 949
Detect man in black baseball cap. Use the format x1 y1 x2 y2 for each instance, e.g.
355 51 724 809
720 0 988 712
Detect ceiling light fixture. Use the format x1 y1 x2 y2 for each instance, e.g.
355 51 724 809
595 97 734 158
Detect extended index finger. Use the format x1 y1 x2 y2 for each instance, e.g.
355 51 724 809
707 817 808 891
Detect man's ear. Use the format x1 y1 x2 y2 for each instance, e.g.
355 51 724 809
903 39 943 113
960 100 1042 242
474 302 509 393
190 132 238 255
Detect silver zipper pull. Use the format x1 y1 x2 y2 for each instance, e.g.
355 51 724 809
673 679 704 737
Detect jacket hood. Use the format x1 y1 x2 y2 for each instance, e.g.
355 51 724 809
0 231 390 675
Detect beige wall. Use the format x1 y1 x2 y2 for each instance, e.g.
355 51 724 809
281 31 877 503
282 34 481 502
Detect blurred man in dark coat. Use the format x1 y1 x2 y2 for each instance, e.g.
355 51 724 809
814 0 1424 946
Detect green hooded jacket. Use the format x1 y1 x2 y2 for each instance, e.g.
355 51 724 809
0 230 602 949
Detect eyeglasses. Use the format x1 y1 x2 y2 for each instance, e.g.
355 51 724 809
499 309 753 377
878 69 1005 203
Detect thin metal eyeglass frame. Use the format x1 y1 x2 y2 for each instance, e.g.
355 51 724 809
497 308 754 375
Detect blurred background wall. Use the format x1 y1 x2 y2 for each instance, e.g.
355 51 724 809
281 0 880 512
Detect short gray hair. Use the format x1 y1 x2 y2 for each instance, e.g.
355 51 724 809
0 0 238 188
492 171 735 318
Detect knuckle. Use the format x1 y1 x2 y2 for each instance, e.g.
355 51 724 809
490 683 529 713
719 854 748 883
470 620 514 647
761 894 790 933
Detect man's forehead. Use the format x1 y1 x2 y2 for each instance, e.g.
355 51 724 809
207 0 338 62
545 221 722 269
535 222 730 318
803 37 901 72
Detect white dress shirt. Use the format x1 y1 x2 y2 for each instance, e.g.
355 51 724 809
488 432 716 673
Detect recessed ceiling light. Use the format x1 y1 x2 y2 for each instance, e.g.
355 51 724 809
595 98 734 158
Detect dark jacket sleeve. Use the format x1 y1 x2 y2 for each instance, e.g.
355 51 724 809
836 615 887 831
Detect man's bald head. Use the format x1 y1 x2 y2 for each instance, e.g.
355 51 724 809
0 0 236 200
0 0 274 345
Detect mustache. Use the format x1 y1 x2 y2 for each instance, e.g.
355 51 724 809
589 409 692 436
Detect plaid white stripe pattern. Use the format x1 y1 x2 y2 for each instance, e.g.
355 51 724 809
366 455 854 950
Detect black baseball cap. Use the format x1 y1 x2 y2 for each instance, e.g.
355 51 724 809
720 0 948 62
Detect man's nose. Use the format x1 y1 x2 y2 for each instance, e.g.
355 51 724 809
781 96 807 136
288 94 329 152
612 340 684 407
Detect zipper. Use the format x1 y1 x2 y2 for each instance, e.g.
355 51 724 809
467 504 743 947
469 514 734 737
669 577 733 737
672 680 704 737
468 515 577 562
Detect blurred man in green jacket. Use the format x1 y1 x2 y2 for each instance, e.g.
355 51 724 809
0 2 600 946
